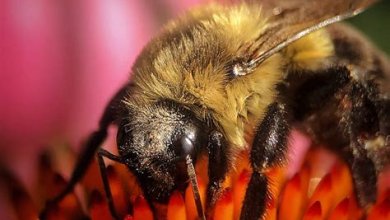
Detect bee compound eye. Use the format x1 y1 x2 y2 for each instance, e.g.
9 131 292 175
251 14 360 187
172 135 196 161
170 133 199 188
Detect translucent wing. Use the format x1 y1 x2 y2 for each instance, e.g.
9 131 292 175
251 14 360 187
244 0 378 71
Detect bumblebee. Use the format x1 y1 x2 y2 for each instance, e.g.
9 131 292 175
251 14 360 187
41 0 390 219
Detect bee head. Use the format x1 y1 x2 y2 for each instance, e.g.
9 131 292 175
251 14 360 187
117 100 209 203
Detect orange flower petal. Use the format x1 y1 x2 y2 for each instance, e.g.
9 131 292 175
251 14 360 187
1 168 39 220
44 174 84 219
303 201 322 220
89 190 112 220
368 197 390 220
233 169 250 219
264 196 277 220
133 196 153 220
114 163 142 197
279 173 306 220
328 198 349 220
299 164 311 199
213 189 233 220
11 189 39 220
308 173 333 217
123 214 134 220
37 153 58 200
82 158 105 193
106 165 128 217
378 188 390 204
266 166 286 220
167 191 186 220
329 162 353 206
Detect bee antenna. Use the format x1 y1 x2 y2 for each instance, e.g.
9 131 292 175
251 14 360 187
186 155 206 220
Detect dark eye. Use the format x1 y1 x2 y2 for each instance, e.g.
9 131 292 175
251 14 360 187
170 128 205 189
172 133 196 161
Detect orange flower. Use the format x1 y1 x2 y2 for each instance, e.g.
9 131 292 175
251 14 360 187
1 132 389 220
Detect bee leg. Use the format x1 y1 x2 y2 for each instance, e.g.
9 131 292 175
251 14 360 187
97 149 124 220
343 82 381 206
39 125 110 219
378 99 390 135
39 85 128 219
374 98 390 170
240 102 289 220
372 98 390 171
346 148 377 206
206 131 229 215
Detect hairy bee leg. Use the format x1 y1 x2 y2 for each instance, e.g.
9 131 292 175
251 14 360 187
347 149 377 205
206 131 229 214
39 85 128 219
240 172 269 220
39 128 110 220
289 66 384 206
378 99 390 134
240 103 289 220
97 149 123 220
373 99 390 170
293 67 387 206
343 82 380 206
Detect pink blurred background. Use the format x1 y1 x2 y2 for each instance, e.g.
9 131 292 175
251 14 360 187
1 0 204 177
1 0 388 219
1 1 202 218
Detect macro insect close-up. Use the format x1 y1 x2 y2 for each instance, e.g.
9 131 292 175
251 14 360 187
1 0 390 220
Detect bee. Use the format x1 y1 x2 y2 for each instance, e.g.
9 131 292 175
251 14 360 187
41 0 390 219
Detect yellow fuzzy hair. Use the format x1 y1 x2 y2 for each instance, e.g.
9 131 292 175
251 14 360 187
283 29 334 71
126 3 334 153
